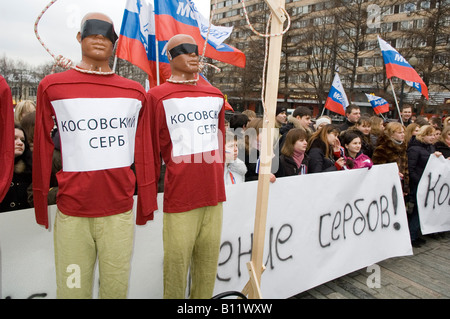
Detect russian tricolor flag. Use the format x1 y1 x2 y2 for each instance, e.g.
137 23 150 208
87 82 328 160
154 0 246 68
116 0 168 87
405 80 428 99
365 93 390 114
324 73 349 116
378 36 428 100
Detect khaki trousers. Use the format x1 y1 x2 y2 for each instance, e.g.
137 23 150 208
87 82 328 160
163 203 223 299
53 209 134 299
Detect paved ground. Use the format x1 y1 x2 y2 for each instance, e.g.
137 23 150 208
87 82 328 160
291 232 450 299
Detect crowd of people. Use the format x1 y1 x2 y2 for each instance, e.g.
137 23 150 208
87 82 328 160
2 94 450 250
2 99 450 245
224 104 450 248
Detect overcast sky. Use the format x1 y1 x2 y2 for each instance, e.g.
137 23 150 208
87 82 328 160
0 0 211 67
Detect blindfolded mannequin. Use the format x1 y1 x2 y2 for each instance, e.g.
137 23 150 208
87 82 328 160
76 12 117 73
33 12 156 299
166 34 200 84
148 34 226 299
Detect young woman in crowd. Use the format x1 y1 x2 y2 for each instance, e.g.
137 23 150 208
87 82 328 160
340 130 373 170
352 115 374 158
13 100 35 125
372 122 409 195
306 124 345 173
0 125 32 212
404 123 420 147
276 128 309 177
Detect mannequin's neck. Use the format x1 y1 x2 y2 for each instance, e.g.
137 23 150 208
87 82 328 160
78 59 111 72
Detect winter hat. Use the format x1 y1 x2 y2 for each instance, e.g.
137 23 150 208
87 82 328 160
276 105 286 116
315 117 331 128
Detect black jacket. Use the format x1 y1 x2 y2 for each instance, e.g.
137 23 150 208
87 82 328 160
407 137 435 196
276 154 309 177
435 141 450 158
307 139 337 174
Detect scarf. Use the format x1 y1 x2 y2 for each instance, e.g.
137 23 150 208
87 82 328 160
293 149 305 169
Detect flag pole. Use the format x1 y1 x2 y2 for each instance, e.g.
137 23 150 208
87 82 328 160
389 79 404 126
155 39 160 86
112 55 118 73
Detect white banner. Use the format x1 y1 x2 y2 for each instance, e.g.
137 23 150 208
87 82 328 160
417 154 450 235
214 163 412 297
0 163 412 299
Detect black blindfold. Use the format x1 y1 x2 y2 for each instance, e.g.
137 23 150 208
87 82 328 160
81 19 118 44
169 43 199 59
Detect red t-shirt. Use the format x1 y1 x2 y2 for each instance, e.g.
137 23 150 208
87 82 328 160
33 69 157 228
148 82 226 213
0 75 14 202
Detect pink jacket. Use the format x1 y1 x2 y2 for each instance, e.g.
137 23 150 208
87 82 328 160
345 153 373 170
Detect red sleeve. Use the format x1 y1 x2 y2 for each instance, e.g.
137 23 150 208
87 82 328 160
0 76 14 202
134 94 158 225
32 80 56 228
147 92 162 196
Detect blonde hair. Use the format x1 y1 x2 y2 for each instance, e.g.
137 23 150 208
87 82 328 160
415 125 435 142
439 126 450 144
444 117 450 127
384 122 404 138
242 109 257 121
405 123 420 145
14 100 36 124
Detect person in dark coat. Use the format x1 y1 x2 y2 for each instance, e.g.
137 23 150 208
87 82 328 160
0 125 32 212
306 124 345 174
407 125 442 247
339 104 361 132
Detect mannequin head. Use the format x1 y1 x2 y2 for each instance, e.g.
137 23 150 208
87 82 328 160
166 34 199 82
76 12 117 71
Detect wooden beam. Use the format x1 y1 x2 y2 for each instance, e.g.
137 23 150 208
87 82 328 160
245 0 286 299
264 0 287 24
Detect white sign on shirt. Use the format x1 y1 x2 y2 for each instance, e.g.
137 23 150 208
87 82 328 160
163 96 223 157
52 98 142 172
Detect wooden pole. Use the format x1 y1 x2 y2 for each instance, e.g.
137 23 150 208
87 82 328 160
244 0 286 299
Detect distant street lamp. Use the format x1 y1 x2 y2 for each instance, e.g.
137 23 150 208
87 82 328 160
409 54 418 67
